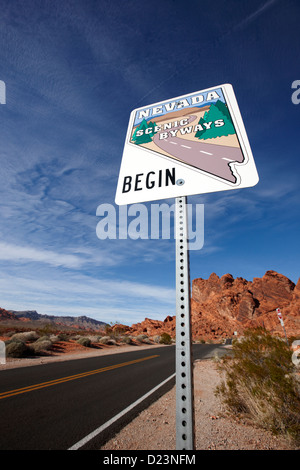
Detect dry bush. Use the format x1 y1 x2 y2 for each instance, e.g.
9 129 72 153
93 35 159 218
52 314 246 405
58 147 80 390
159 332 172 345
99 336 116 345
76 337 92 347
120 335 134 345
136 334 151 343
215 328 300 445
152 335 161 344
10 331 39 342
5 340 32 358
31 339 52 354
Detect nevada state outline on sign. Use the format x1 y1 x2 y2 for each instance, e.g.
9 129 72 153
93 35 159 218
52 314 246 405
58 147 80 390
115 84 259 205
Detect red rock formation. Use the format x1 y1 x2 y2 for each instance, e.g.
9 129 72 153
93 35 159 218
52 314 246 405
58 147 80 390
128 316 176 338
0 308 19 322
190 270 300 340
127 271 300 341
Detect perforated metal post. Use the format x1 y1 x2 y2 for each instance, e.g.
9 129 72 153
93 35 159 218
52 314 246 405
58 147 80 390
175 196 195 450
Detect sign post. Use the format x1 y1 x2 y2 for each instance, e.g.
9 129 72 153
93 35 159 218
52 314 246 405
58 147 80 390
175 196 194 450
115 83 259 450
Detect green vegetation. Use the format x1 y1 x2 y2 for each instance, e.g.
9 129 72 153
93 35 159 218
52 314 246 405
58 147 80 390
99 335 116 345
10 331 39 342
31 339 52 354
76 336 92 347
37 323 57 336
5 339 32 358
195 100 235 140
215 328 300 445
159 332 172 345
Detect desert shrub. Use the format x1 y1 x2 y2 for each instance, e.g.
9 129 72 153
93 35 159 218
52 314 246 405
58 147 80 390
50 334 66 342
136 334 147 340
152 335 161 344
112 325 127 336
104 325 113 335
76 337 91 347
58 333 70 341
120 335 134 345
136 334 151 343
99 336 116 345
72 335 82 341
36 335 50 343
87 335 101 343
141 337 152 344
10 331 39 343
215 328 300 445
31 340 52 354
159 332 172 345
37 324 57 336
5 340 32 358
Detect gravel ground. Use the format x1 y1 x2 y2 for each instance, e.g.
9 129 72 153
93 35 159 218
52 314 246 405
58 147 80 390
101 358 294 451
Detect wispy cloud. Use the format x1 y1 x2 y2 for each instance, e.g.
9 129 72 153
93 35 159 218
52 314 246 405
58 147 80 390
0 272 175 325
0 240 128 269
236 0 279 30
0 242 83 268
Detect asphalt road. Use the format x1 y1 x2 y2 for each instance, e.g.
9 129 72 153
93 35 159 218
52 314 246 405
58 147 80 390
153 115 244 183
0 343 228 450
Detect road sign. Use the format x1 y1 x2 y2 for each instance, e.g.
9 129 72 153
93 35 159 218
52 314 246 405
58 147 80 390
276 308 289 344
276 307 282 320
115 83 259 205
276 307 284 325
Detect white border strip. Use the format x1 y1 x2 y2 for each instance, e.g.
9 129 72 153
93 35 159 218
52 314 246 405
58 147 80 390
68 372 176 450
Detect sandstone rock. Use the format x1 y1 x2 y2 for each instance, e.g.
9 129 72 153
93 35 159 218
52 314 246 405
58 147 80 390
190 270 299 340
126 271 300 342
236 291 256 322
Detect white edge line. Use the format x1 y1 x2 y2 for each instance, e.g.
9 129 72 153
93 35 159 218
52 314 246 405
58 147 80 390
68 372 176 450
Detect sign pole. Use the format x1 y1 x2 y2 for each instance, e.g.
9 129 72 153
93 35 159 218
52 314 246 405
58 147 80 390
276 308 289 345
175 196 195 450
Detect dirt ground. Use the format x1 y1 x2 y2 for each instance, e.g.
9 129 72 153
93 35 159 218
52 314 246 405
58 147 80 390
0 342 295 450
100 358 294 451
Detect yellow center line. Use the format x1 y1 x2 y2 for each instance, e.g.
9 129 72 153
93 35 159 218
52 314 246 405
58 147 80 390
0 354 159 400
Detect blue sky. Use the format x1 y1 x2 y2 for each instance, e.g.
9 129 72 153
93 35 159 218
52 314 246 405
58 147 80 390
0 0 299 325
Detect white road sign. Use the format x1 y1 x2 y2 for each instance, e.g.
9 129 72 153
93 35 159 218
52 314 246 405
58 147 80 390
276 307 284 325
115 84 259 205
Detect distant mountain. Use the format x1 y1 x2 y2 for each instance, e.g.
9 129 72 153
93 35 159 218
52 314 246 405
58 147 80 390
11 310 40 320
0 308 19 322
0 308 108 331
